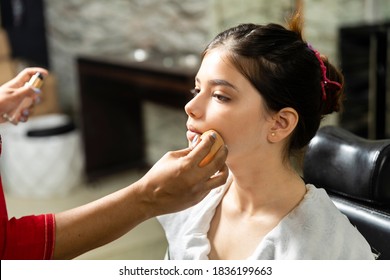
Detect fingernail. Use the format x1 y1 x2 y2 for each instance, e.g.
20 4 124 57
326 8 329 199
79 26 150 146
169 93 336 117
35 96 41 104
32 88 41 94
191 134 199 147
22 109 29 116
210 132 216 139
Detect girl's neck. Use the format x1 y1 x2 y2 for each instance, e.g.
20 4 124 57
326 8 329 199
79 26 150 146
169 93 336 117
226 152 306 216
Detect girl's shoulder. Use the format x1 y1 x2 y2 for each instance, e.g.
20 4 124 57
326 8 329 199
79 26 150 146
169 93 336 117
269 184 374 259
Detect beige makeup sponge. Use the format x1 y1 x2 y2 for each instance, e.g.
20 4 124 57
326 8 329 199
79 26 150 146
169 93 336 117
199 130 224 167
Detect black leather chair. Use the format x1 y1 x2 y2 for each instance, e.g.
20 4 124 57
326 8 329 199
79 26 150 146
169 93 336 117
303 125 390 260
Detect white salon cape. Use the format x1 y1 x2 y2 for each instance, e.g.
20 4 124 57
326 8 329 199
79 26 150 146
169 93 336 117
157 177 375 260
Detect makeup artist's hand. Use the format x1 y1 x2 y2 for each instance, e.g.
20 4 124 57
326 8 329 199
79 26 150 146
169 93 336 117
54 135 228 259
138 133 229 216
0 67 48 123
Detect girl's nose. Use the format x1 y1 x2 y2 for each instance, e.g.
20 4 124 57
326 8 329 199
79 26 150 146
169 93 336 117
185 93 204 119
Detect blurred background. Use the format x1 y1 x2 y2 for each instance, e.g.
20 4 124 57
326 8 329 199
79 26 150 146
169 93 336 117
0 0 390 259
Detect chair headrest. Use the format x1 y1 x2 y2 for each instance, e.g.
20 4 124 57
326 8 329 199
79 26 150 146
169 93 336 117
303 126 390 205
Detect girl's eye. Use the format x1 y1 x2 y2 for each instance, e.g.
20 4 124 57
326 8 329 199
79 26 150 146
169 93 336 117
212 93 230 102
190 88 200 96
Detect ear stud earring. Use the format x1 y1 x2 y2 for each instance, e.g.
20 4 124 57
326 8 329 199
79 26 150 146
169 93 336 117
271 132 276 136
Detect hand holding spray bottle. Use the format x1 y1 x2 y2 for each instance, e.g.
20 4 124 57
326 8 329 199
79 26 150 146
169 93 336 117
2 72 44 125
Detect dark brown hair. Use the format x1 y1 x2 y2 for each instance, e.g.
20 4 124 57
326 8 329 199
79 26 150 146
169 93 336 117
202 12 344 158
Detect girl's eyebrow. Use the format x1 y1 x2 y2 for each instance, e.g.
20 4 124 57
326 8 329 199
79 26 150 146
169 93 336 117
195 77 238 92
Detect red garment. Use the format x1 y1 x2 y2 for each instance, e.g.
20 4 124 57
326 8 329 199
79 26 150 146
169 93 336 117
0 135 55 259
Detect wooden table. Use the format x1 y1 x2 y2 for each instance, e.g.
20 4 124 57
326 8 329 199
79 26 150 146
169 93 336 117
77 55 196 181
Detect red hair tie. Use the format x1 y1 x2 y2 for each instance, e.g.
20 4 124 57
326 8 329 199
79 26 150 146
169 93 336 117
308 44 342 100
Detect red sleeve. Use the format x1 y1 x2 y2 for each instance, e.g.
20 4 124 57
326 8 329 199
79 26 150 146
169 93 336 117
0 178 56 260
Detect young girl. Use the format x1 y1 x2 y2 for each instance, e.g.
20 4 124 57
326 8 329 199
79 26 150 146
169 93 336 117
157 13 375 259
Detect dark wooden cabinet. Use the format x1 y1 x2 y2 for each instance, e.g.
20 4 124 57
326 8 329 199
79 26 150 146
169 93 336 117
77 56 196 181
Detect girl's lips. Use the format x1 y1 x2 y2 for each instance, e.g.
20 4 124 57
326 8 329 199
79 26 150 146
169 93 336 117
186 129 201 144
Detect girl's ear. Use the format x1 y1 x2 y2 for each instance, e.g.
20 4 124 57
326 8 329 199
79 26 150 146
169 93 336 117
267 107 299 143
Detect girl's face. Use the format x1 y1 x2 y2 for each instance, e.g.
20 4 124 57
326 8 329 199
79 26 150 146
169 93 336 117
185 48 272 164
